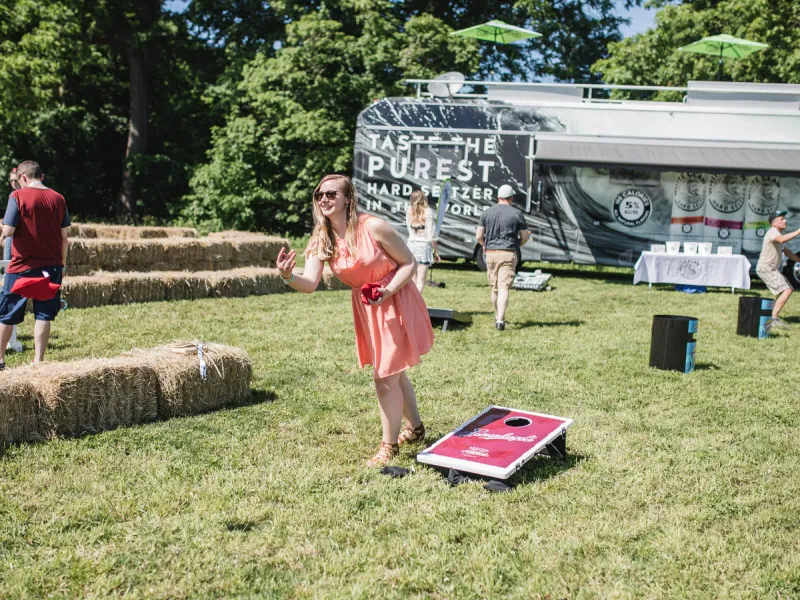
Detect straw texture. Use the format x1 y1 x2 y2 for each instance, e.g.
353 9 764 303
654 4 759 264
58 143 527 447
62 267 346 308
67 236 288 275
0 343 252 445
124 343 252 419
0 371 42 444
68 224 198 239
29 359 160 438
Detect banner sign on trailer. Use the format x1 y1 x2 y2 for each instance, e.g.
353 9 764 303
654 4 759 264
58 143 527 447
417 406 573 479
353 97 800 268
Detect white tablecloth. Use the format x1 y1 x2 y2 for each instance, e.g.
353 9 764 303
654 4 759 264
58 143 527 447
633 251 751 289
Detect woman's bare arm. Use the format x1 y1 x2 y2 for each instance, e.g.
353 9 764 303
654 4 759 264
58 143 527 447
367 218 417 304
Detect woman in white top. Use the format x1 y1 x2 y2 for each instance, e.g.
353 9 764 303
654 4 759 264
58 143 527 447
405 190 439 293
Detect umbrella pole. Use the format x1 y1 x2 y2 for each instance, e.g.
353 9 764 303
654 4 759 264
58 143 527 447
717 46 723 81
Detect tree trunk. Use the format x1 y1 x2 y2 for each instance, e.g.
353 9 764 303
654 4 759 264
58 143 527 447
116 44 148 223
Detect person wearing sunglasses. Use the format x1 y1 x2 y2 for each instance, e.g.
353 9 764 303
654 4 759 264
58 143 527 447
276 174 434 467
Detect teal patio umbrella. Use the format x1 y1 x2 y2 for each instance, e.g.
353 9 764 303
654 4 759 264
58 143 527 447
451 20 541 44
678 34 768 80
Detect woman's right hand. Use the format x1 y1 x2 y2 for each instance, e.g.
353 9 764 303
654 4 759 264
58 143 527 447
276 247 297 279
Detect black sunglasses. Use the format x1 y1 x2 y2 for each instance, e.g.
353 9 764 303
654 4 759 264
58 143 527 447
314 190 339 201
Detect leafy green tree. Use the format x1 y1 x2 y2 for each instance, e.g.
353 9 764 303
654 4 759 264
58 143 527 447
0 0 218 222
183 3 479 233
0 1 126 215
398 0 634 82
593 0 800 97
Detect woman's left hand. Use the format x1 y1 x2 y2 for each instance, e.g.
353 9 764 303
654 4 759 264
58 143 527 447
368 287 396 306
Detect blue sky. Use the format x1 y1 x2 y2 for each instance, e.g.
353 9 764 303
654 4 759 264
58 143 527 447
165 1 656 38
618 2 655 38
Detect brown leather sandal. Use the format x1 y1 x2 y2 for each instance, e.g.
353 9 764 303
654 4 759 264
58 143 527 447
398 422 425 445
366 442 399 467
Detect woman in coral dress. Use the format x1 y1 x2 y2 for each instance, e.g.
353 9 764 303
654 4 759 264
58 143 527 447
276 174 434 466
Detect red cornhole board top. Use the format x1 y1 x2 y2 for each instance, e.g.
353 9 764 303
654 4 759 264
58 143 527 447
416 406 573 479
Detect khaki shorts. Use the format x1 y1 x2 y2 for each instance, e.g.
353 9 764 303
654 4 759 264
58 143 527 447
485 250 517 292
756 267 792 296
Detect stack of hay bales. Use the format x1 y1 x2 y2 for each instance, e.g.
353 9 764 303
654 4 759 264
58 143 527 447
66 236 286 275
61 267 346 309
61 225 348 309
0 343 252 445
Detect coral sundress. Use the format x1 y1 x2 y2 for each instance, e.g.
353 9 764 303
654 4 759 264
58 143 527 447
327 214 434 379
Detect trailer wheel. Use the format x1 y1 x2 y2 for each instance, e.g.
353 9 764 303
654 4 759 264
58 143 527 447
475 246 487 271
782 260 800 290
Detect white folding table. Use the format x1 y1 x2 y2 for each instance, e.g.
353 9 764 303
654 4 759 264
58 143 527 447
633 251 751 293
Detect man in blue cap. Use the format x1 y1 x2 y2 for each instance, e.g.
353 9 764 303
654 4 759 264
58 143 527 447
755 210 800 329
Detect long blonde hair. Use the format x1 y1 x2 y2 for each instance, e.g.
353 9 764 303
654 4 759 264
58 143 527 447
307 174 360 261
409 190 428 228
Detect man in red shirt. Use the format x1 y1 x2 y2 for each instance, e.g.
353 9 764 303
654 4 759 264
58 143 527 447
0 161 70 368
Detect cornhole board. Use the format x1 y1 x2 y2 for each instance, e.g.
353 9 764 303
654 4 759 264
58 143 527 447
427 307 472 333
417 405 573 479
513 271 552 291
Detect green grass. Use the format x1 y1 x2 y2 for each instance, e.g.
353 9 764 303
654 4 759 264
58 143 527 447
1 266 798 599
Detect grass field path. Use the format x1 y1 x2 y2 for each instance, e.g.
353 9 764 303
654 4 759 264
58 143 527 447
1 267 798 598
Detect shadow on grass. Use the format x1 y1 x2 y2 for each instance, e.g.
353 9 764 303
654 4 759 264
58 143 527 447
240 389 277 407
694 362 721 371
511 452 587 486
223 518 261 533
0 389 278 460
417 451 586 490
783 316 800 324
514 320 584 329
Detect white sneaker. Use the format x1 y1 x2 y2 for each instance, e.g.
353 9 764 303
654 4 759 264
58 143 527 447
769 317 790 330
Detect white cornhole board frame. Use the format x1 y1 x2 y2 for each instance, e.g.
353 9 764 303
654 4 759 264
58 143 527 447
513 271 552 291
0 259 22 352
417 405 573 480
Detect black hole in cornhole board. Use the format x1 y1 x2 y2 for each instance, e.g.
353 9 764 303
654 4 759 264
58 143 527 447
503 417 531 428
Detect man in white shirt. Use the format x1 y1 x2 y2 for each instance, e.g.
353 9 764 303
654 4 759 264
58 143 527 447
755 210 800 329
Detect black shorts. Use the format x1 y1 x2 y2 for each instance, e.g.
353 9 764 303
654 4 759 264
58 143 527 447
0 266 63 325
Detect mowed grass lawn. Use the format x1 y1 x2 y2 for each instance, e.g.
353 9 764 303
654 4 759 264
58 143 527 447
1 264 799 599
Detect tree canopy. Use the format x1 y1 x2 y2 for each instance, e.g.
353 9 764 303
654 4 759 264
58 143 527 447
593 0 800 98
3 0 794 233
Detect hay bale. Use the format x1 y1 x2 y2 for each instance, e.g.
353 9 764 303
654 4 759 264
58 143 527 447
208 270 257 298
127 343 252 419
202 239 235 269
0 371 43 445
320 268 348 291
67 237 289 273
230 237 285 267
207 230 268 240
163 272 213 301
109 272 166 305
252 268 292 295
66 239 93 268
0 343 249 443
68 224 199 239
60 266 346 309
62 274 116 309
33 359 159 438
154 239 206 271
